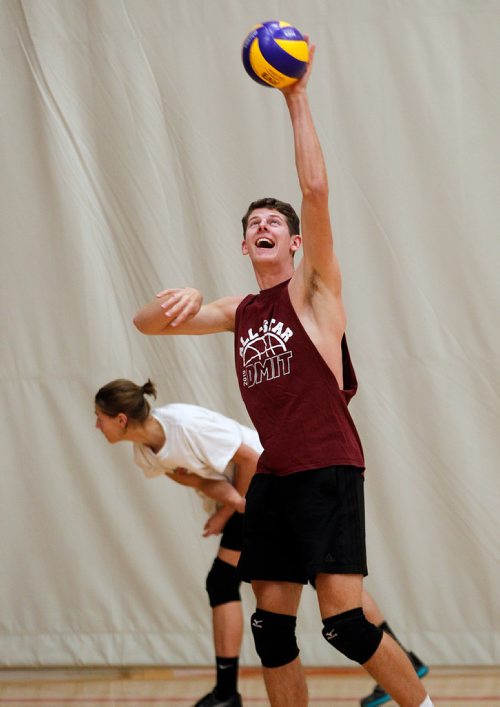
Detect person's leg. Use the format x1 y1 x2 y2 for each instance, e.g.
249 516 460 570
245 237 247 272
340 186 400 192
317 574 431 707
363 636 432 707
212 549 243 698
251 580 306 707
211 549 243 657
195 548 242 707
361 590 430 706
362 589 385 625
363 590 427 660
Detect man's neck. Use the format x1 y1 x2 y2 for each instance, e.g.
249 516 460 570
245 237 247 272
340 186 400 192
254 263 294 291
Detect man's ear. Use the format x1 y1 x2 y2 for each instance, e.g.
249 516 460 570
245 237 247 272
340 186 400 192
241 238 249 256
290 234 302 252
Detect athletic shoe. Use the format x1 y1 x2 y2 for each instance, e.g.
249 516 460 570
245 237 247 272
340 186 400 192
360 652 429 707
194 689 243 707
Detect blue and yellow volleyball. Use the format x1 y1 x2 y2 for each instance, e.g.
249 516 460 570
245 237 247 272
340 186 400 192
242 21 309 89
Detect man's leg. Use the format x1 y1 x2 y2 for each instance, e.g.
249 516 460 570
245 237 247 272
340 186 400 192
317 574 431 707
363 634 430 707
251 580 307 707
361 589 429 707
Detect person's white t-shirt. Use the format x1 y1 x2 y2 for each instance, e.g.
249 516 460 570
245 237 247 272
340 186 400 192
133 403 262 514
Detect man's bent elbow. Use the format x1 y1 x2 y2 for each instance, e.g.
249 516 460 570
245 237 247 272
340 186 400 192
133 313 144 332
133 313 157 335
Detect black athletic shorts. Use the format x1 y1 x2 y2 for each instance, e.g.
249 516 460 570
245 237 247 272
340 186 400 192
237 466 367 585
220 511 243 552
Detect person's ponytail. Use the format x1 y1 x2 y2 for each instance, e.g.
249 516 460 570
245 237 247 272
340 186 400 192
142 379 157 399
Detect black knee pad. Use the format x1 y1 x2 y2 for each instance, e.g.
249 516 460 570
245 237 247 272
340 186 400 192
322 608 383 664
205 558 241 608
250 608 299 668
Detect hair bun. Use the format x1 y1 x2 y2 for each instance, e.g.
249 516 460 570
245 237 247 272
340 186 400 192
142 379 157 399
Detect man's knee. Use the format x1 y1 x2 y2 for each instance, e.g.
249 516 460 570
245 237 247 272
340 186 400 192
322 607 383 664
251 608 299 668
205 558 241 608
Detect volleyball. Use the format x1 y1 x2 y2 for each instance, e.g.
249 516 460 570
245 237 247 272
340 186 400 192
242 21 309 89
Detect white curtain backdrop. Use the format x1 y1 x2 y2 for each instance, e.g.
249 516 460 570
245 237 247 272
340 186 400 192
1 0 499 667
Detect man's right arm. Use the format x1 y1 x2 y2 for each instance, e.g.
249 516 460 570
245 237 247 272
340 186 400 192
133 287 242 335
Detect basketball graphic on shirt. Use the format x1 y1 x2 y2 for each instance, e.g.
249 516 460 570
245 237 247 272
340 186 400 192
243 332 287 366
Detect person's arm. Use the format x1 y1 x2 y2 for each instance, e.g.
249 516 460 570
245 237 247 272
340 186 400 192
283 45 346 335
197 478 245 513
231 442 260 499
202 441 259 534
167 468 245 512
168 469 243 537
133 288 242 336
200 443 259 537
202 505 234 537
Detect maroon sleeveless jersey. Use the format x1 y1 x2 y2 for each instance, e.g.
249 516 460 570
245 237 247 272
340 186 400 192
234 279 365 476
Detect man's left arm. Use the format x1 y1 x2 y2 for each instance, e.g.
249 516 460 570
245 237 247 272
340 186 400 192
283 44 345 334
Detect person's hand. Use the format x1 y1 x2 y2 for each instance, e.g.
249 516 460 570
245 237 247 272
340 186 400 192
280 39 315 97
156 287 202 327
203 510 229 537
235 497 246 514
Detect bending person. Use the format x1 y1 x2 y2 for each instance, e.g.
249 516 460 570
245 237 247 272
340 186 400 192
94 377 262 707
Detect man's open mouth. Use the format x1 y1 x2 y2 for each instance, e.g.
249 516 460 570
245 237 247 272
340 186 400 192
256 237 274 249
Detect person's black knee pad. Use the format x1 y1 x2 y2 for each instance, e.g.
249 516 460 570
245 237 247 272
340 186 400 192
205 558 241 608
322 608 383 664
250 608 299 668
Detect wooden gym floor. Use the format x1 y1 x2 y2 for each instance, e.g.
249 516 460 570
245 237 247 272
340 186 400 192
1 665 499 706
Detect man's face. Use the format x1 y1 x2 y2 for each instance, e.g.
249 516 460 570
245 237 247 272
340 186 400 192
242 208 300 262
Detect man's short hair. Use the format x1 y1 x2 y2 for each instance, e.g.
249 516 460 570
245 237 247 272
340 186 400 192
241 198 300 237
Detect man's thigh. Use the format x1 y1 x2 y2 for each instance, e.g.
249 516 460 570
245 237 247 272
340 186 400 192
315 572 363 619
251 579 303 615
